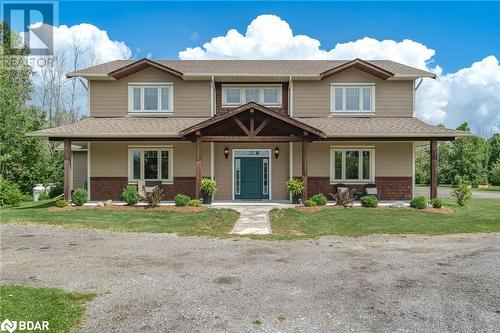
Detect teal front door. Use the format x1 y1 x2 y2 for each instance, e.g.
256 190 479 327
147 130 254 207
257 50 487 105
235 157 269 199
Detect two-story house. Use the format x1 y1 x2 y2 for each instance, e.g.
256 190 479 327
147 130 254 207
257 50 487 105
28 58 466 202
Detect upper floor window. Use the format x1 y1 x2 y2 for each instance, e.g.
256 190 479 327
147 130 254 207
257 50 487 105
128 83 173 113
222 85 282 107
330 84 375 113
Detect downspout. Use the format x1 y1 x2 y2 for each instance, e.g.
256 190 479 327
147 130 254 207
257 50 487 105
288 75 293 117
210 76 215 117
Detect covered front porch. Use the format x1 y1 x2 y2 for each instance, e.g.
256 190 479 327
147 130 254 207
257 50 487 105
27 103 466 204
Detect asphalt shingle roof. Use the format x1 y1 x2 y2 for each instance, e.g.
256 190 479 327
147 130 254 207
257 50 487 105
27 117 465 139
68 60 434 78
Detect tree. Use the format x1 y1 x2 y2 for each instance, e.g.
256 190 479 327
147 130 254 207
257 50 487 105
415 146 430 184
456 122 470 132
448 135 490 185
0 24 63 193
488 133 500 167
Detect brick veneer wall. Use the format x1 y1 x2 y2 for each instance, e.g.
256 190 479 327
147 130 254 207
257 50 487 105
90 177 129 201
90 177 196 201
215 82 289 115
307 176 412 200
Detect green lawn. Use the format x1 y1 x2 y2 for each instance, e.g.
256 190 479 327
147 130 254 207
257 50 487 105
0 285 96 333
0 200 239 238
265 199 500 239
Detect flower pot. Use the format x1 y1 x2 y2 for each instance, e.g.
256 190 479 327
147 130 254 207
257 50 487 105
202 194 212 205
291 194 301 204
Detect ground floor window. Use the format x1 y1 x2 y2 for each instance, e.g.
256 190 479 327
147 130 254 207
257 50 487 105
128 147 173 182
330 147 374 182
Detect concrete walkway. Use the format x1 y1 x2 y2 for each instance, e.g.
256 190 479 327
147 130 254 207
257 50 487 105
214 203 294 235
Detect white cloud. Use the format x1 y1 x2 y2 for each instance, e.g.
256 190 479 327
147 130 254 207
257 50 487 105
53 23 131 65
179 14 500 134
30 23 132 119
417 56 500 134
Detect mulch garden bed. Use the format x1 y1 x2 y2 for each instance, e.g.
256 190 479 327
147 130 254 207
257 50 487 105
295 205 454 214
47 205 206 213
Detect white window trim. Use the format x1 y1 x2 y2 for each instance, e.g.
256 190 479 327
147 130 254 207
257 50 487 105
222 84 282 107
128 146 174 183
128 82 174 114
329 147 375 184
330 83 375 115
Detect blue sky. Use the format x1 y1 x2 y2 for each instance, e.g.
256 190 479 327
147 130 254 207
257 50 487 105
59 1 500 73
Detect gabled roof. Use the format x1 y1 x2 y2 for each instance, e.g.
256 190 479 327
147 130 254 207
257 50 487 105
180 102 327 139
67 59 435 80
320 58 394 80
107 59 183 79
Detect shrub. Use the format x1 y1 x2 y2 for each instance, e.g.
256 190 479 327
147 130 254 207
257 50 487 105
361 195 378 208
48 182 64 198
410 196 427 209
0 180 23 206
285 178 304 196
303 199 316 207
333 189 354 207
451 183 472 206
55 199 67 208
38 192 49 201
145 186 164 207
431 198 443 209
72 188 88 206
122 185 139 206
310 193 327 206
174 194 191 207
452 175 463 188
489 160 500 185
187 199 202 207
200 178 217 197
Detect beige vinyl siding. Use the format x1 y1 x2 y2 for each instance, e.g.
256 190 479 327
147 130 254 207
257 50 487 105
293 67 414 117
90 142 211 178
214 143 289 200
292 141 412 178
89 67 211 117
72 151 88 189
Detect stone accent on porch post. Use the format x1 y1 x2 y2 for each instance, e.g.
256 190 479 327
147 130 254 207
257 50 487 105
430 139 438 199
64 138 72 201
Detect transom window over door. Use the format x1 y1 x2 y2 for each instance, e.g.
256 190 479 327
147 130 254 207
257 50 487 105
128 147 173 182
128 83 173 113
330 84 375 113
330 148 375 182
222 85 282 107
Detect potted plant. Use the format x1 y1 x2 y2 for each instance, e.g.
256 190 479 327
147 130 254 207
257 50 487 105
286 178 304 204
200 178 217 204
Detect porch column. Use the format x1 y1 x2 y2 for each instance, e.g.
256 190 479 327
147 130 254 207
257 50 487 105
64 138 72 202
195 136 202 199
302 139 308 201
430 139 438 199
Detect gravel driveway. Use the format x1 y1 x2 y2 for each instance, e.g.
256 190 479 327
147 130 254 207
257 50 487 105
1 224 499 333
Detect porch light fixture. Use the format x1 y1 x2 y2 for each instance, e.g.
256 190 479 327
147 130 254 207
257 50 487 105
224 147 229 159
274 147 279 159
